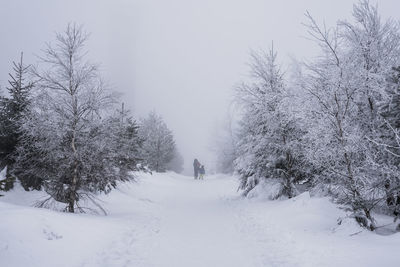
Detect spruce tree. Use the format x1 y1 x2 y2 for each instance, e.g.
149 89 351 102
139 111 176 172
0 53 33 191
235 47 307 198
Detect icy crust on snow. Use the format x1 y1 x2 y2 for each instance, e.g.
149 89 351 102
1 172 400 267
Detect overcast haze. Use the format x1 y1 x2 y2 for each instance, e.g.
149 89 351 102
1 0 399 174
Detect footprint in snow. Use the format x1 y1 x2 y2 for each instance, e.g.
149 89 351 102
43 228 63 240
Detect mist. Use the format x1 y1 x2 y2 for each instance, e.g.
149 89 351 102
1 0 399 174
3 1 400 265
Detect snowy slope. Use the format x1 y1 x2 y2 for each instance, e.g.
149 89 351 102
1 172 399 267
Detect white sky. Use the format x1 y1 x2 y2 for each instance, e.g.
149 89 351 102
1 0 399 174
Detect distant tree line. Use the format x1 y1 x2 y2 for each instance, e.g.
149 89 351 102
216 0 400 231
0 24 183 213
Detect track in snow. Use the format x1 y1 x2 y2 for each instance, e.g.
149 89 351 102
75 172 400 267
84 173 269 267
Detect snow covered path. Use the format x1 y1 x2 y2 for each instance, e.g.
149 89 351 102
85 174 261 267
1 172 400 267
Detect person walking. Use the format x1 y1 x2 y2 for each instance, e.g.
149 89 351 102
193 159 200 179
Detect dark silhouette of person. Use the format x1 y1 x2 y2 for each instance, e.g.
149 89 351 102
193 159 200 179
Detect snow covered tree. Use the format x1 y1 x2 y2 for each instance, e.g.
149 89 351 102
13 24 139 213
375 66 400 217
166 148 184 173
104 103 145 179
381 67 400 129
212 113 238 174
0 53 33 191
235 47 309 198
139 111 176 172
300 0 400 230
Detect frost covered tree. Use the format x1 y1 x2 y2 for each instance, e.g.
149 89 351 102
166 148 184 173
381 67 400 130
0 53 33 191
376 66 400 217
235 47 308 198
13 24 140 213
300 0 400 230
211 113 238 174
139 111 176 172
104 103 145 178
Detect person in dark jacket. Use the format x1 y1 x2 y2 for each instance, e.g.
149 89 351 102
193 159 200 179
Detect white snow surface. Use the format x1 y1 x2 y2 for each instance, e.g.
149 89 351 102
0 166 6 181
1 172 399 267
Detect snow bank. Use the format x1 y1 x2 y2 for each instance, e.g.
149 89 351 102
246 178 284 200
0 182 130 267
0 201 124 267
240 188 400 266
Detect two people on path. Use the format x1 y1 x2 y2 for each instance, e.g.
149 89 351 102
193 159 205 180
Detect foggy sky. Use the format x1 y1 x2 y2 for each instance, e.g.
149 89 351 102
1 0 399 174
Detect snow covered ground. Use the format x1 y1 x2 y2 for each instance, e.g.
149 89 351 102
1 172 399 267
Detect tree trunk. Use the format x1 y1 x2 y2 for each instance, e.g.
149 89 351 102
68 128 78 213
68 93 79 213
